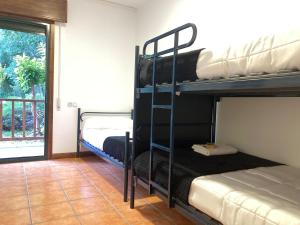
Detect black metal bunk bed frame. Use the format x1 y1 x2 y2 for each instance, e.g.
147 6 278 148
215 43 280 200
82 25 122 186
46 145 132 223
130 23 300 225
76 108 132 202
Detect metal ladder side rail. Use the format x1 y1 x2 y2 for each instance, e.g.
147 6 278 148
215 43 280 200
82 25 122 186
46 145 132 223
146 24 197 208
149 40 158 195
148 32 179 208
141 23 197 208
167 31 179 208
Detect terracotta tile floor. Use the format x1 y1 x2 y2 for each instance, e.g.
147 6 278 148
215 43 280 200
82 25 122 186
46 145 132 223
0 156 196 225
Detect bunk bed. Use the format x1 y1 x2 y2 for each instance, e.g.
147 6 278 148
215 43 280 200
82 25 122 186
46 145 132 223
130 23 300 225
76 108 132 202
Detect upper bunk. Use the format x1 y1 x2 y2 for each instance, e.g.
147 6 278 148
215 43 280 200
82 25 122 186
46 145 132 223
136 23 300 97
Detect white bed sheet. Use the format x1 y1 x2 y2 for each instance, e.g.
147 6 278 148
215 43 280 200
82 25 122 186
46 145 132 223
188 165 300 225
82 115 132 150
196 29 300 80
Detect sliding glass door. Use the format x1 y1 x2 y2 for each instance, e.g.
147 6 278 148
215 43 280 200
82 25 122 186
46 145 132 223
0 18 50 162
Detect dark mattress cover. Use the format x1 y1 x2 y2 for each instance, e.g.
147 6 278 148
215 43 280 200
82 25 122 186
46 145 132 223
102 136 132 163
134 149 280 203
140 49 203 86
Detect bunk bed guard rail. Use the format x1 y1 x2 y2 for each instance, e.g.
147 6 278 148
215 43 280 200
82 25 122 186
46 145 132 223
142 23 197 57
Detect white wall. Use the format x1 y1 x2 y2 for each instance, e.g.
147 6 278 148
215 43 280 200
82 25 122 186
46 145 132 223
137 0 300 167
216 98 300 167
137 0 300 49
53 0 136 153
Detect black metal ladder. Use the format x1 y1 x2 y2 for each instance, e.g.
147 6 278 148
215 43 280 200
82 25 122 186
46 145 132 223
144 23 197 208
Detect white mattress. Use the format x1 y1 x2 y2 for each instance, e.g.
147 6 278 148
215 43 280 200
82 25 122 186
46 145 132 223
197 29 300 80
188 165 300 225
82 115 132 150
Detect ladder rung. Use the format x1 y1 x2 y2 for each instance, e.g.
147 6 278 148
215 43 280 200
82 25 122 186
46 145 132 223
151 143 170 152
150 181 168 195
152 105 172 110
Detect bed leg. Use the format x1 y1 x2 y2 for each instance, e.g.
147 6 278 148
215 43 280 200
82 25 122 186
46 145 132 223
130 45 139 209
76 108 81 158
130 136 135 208
124 132 130 202
130 175 136 209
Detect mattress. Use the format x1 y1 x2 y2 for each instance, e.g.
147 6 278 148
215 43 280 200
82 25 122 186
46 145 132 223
140 49 203 86
82 115 132 150
134 149 279 203
102 136 132 163
189 166 300 225
197 29 300 80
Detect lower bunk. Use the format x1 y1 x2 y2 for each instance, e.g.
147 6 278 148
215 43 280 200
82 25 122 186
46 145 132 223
189 165 300 225
77 108 132 202
130 148 300 225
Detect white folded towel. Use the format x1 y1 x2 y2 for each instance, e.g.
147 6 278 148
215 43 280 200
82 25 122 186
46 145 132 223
192 144 238 156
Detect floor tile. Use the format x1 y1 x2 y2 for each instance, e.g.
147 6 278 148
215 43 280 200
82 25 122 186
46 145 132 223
70 196 112 215
0 195 28 212
94 180 122 194
29 190 67 206
60 177 90 189
131 219 175 225
64 185 100 201
27 172 59 183
27 181 61 194
0 171 24 178
79 211 127 225
27 176 58 185
31 202 75 224
50 165 78 172
115 204 163 224
0 185 27 197
0 157 195 225
105 190 140 207
55 170 83 179
0 208 31 225
25 167 51 175
0 177 26 186
152 202 195 225
36 216 81 225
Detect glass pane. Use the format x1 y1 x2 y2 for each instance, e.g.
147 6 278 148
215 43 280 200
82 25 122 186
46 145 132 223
2 101 12 138
25 102 34 138
14 101 23 138
0 19 46 159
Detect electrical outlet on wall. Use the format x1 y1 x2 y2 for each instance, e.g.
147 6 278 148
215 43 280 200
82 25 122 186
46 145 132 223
67 102 78 108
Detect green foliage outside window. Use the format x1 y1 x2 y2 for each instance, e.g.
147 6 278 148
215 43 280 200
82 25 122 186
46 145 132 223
0 28 46 136
0 64 14 94
15 55 45 98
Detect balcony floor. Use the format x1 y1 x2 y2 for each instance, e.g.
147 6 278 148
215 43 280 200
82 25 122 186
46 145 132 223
0 140 44 159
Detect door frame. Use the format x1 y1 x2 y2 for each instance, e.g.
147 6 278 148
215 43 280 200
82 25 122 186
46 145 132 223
0 17 54 163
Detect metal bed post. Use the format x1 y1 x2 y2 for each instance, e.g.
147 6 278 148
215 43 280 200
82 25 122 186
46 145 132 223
123 131 130 202
130 46 140 209
148 40 158 196
76 107 81 157
211 96 219 143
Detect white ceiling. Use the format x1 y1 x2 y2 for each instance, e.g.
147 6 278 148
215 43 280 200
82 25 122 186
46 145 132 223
105 0 148 8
